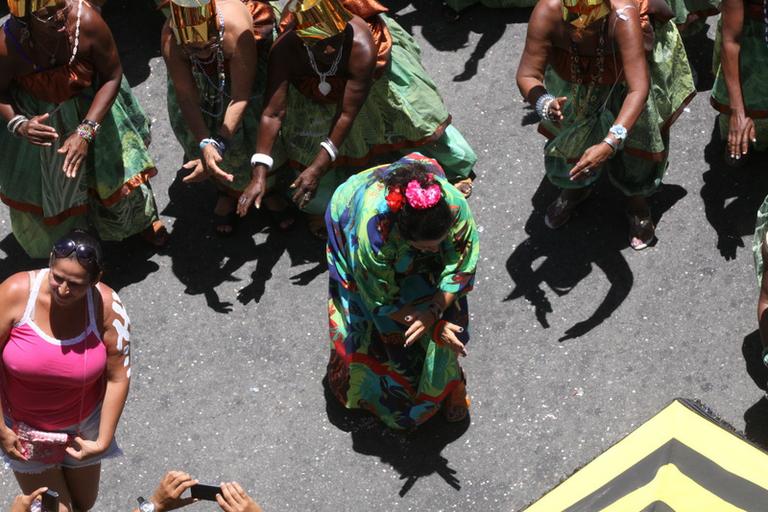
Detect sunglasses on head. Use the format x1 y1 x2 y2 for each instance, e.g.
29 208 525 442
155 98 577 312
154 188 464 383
52 238 100 269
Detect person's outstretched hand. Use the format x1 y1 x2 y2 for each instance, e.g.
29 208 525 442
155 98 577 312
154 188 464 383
150 471 199 512
10 487 47 512
216 482 263 512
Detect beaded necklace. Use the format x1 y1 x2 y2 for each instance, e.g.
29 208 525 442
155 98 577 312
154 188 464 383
569 16 608 117
305 40 345 96
18 0 82 72
189 11 226 118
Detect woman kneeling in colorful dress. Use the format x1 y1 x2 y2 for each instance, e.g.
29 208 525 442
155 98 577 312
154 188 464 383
325 153 479 430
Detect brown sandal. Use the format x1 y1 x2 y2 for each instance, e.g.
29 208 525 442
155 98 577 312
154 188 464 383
454 178 474 199
545 188 592 229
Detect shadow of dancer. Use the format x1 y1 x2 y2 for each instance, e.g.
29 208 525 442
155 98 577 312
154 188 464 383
505 177 686 341
323 377 469 497
0 234 41 282
743 329 768 448
388 0 530 82
701 121 768 261
162 168 326 312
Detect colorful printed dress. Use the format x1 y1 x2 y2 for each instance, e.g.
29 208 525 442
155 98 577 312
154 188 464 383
325 153 479 430
278 0 478 215
0 24 161 258
539 3 695 197
165 0 287 196
711 0 768 152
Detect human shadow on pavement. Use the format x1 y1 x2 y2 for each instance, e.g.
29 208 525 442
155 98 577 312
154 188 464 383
701 121 768 261
102 0 166 87
741 330 768 448
0 234 41 282
387 0 531 82
505 176 686 341
161 168 326 313
681 26 715 92
323 377 469 497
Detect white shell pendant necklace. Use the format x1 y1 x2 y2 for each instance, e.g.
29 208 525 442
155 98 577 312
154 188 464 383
305 41 344 96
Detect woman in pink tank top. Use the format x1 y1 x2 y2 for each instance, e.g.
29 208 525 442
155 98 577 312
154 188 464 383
0 229 131 512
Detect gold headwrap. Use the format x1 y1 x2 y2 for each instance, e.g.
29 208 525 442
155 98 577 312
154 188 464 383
170 0 219 45
561 0 610 30
289 0 352 44
7 0 59 17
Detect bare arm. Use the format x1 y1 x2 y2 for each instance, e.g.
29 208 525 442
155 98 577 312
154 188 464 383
66 286 131 460
0 273 32 461
759 239 768 349
516 0 558 105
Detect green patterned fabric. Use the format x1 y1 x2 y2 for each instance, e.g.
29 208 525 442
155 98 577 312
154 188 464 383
166 55 287 194
325 153 479 429
711 17 768 151
444 0 538 11
279 14 477 215
539 20 695 197
0 77 159 258
666 0 720 34
754 194 768 284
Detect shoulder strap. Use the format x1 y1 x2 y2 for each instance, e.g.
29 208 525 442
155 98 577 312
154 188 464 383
85 284 99 335
18 270 46 325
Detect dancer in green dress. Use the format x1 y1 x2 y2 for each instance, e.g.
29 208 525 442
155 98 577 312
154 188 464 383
325 153 479 430
517 0 695 250
238 0 477 237
0 0 166 258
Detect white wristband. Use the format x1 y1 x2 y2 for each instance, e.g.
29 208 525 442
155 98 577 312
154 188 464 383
250 153 274 170
320 139 338 162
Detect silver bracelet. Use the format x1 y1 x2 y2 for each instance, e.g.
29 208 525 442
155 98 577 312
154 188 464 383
535 93 555 121
602 137 618 156
7 115 28 136
320 138 338 162
250 153 274 170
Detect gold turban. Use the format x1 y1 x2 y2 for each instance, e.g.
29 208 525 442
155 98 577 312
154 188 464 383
289 0 352 44
561 0 610 30
170 0 219 45
7 0 60 17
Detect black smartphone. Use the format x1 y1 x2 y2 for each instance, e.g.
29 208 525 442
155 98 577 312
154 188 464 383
41 489 59 512
190 483 222 501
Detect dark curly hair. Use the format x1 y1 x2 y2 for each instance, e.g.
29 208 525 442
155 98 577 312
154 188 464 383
384 162 453 242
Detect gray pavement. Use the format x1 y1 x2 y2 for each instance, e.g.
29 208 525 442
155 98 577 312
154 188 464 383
2 2 768 511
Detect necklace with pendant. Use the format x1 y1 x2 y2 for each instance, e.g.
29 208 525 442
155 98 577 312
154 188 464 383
305 41 344 96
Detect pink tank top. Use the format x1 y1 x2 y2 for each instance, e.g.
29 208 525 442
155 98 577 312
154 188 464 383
1 270 107 431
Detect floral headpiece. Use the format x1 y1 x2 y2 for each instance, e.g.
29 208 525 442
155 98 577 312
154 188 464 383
386 176 442 213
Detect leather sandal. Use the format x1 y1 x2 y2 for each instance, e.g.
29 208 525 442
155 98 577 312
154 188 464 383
454 178 474 199
627 209 655 250
545 188 592 229
141 220 169 247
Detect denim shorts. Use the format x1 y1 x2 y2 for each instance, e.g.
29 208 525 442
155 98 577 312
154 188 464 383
2 405 123 474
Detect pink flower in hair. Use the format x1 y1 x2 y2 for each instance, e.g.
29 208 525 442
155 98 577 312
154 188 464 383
405 179 442 209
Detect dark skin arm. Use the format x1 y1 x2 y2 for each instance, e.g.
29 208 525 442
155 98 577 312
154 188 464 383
0 273 32 462
238 16 377 214
721 0 756 159
56 3 123 178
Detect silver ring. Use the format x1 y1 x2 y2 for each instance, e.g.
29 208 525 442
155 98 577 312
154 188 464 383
302 192 311 201
584 168 592 176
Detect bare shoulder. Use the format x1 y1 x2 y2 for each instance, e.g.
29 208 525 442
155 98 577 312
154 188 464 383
220 0 253 29
95 282 128 324
76 0 111 36
528 0 563 33
0 272 33 323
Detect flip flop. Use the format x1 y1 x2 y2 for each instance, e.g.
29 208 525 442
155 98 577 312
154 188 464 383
627 209 655 250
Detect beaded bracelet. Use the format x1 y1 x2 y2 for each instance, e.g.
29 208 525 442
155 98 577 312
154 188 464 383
535 93 556 121
77 123 96 142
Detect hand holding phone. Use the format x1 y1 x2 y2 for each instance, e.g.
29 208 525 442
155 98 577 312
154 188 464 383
41 490 59 512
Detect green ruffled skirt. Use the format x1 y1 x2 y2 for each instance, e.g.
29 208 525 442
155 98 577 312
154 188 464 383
280 14 477 215
539 20 695 197
711 17 768 151
0 78 159 258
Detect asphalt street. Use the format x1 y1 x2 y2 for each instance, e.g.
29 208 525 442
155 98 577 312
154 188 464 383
2 1 768 511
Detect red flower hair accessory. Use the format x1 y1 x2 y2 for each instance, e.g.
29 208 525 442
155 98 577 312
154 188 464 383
386 186 405 212
405 179 442 209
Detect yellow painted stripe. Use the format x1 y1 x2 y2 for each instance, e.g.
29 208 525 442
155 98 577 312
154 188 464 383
525 401 768 511
600 464 746 512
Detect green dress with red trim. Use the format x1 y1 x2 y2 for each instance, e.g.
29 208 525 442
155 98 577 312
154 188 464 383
325 153 479 430
0 21 160 258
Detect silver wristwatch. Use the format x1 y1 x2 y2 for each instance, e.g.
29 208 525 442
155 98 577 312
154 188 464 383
137 497 156 512
608 124 628 147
